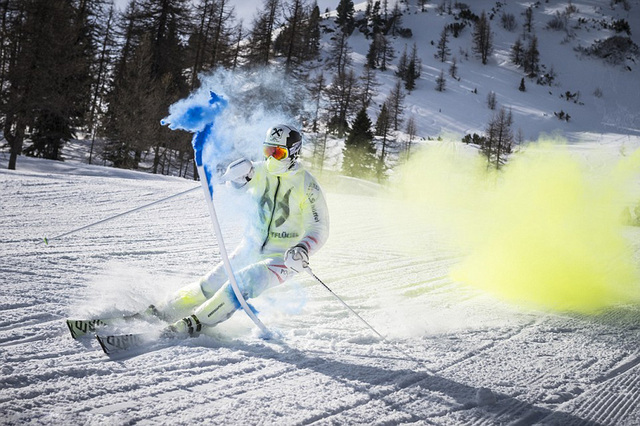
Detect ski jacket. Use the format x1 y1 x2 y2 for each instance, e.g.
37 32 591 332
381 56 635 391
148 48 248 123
243 161 330 258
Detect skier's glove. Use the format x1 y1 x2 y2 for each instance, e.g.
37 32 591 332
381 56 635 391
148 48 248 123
222 158 254 188
284 245 309 273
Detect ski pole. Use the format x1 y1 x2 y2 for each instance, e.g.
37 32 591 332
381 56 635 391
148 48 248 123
305 267 429 369
305 267 385 340
196 164 272 338
37 186 200 245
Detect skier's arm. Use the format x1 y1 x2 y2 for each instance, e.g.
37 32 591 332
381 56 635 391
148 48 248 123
221 158 254 188
295 174 330 258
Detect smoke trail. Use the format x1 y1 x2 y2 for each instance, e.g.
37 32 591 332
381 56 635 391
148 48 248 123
394 139 640 313
162 68 306 177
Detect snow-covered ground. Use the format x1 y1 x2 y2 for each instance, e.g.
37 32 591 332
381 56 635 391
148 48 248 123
2 152 640 425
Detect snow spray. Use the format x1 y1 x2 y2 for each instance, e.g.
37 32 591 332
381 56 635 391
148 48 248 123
393 138 640 313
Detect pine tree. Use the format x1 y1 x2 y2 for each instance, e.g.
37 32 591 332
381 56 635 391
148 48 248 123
328 29 352 77
308 73 325 132
190 0 237 83
359 64 380 110
342 107 376 178
436 69 446 91
326 69 359 137
374 102 394 182
524 6 534 35
483 107 514 169
436 26 450 62
487 91 497 110
404 116 417 158
510 37 524 66
104 35 165 169
472 11 492 65
396 45 408 79
2 0 94 166
336 0 355 35
449 57 458 79
86 3 118 164
387 79 405 131
404 43 421 91
519 77 526 92
303 2 321 61
523 36 539 77
246 0 280 67
274 0 308 73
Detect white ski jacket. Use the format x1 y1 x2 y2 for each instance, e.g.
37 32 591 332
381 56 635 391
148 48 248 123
242 161 330 258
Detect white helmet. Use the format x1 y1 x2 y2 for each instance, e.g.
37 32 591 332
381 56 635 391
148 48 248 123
263 124 302 174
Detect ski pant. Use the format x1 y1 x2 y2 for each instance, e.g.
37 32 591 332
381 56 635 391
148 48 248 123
156 247 293 328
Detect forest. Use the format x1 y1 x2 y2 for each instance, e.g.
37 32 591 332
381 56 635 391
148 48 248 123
0 0 407 178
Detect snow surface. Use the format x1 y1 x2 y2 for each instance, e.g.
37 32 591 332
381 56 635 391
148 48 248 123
2 152 640 425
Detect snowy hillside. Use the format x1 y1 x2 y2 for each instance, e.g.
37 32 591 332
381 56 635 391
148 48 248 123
339 0 640 143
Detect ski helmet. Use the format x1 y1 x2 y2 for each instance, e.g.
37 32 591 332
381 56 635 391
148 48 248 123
263 124 302 162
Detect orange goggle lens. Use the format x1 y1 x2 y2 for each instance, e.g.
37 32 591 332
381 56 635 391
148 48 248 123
264 145 288 160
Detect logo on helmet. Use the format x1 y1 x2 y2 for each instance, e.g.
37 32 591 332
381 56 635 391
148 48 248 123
268 127 285 145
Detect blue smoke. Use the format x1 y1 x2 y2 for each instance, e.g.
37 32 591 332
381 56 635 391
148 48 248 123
161 91 229 195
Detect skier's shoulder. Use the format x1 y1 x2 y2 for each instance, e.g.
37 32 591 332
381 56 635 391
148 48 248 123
297 168 325 201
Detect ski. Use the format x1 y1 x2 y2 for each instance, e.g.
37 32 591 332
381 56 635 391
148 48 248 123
66 318 110 339
96 332 157 355
66 306 163 339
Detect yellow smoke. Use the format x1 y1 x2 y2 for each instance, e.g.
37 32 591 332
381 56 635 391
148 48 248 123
392 138 640 312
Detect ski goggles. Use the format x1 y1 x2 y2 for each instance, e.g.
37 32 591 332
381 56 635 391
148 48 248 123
264 144 289 161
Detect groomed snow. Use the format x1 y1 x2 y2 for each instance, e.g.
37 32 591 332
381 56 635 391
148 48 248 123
1 153 640 425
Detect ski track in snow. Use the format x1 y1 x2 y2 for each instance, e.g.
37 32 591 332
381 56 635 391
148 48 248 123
2 160 640 425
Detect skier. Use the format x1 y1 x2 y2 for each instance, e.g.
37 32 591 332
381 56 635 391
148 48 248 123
150 124 330 336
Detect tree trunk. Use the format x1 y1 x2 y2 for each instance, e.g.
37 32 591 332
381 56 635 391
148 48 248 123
5 118 25 170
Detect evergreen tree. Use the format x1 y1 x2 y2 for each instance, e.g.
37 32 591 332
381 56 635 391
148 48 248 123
274 0 308 73
523 35 539 77
510 37 524 66
396 45 408 79
519 77 526 92
190 0 237 84
387 79 405 131
487 91 497 110
104 35 165 169
328 29 351 76
2 0 95 167
404 115 417 158
483 107 514 169
524 6 534 34
88 3 118 164
342 107 376 178
308 72 325 132
326 69 359 137
435 69 446 91
374 102 394 182
404 43 421 91
359 64 380 110
472 10 492 65
303 2 321 61
449 56 458 79
246 0 280 67
104 0 191 172
436 26 450 62
387 1 404 36
336 0 355 35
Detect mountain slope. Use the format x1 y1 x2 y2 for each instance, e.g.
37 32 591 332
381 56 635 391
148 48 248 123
334 0 640 142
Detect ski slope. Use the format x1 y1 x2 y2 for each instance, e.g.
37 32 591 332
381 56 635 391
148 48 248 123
2 155 640 425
